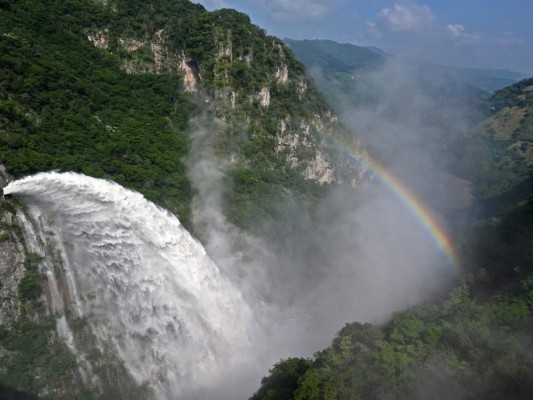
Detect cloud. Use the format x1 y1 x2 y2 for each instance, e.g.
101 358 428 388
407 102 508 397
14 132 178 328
497 32 525 46
447 24 480 44
378 3 435 33
366 21 382 38
259 0 343 22
367 2 482 53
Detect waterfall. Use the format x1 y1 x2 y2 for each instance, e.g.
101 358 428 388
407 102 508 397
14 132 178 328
4 172 252 399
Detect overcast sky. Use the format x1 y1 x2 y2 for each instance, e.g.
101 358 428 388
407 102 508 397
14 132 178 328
193 0 533 74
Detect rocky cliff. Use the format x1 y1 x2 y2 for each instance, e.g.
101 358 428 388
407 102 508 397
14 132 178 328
0 0 361 236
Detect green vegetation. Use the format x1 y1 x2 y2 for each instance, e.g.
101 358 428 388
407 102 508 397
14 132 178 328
284 39 386 74
17 253 44 302
253 284 533 400
252 199 533 400
0 0 194 225
251 358 313 400
0 0 337 234
0 318 78 394
463 77 533 198
0 210 85 397
284 39 384 111
0 201 149 399
486 77 533 113
17 270 43 302
2 1 531 399
463 194 533 288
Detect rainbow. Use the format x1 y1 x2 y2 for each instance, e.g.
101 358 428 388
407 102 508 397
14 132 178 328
323 129 459 269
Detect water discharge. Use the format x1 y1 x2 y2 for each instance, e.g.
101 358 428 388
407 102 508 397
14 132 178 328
4 172 252 399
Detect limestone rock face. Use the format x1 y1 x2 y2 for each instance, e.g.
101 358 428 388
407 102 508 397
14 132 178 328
0 164 10 188
0 224 25 325
0 165 25 325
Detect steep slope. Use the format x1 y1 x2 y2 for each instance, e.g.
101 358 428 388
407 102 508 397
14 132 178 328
284 39 386 111
0 0 354 234
454 77 533 200
475 78 533 193
251 198 533 400
285 39 527 105
285 38 532 206
0 0 194 224
249 40 533 400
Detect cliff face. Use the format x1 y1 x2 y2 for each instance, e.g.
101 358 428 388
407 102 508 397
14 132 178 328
0 0 361 235
82 2 356 232
85 1 347 181
0 168 80 398
0 167 24 326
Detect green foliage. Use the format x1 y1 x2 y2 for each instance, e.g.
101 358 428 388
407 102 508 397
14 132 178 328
487 77 533 113
0 317 80 395
255 282 533 400
463 195 533 289
0 0 194 225
0 0 336 235
251 358 312 400
465 78 533 198
284 39 386 74
0 1 341 398
17 270 43 302
17 252 44 302
253 199 533 399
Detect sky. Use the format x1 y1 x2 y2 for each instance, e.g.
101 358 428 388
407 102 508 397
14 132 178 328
193 0 533 74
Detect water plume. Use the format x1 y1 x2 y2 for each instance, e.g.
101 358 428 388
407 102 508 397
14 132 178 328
5 172 251 399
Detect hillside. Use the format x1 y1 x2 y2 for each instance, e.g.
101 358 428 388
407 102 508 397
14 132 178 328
285 39 527 103
477 77 533 176
0 0 355 234
250 42 533 400
455 77 533 200
251 196 533 400
284 39 387 73
285 38 532 203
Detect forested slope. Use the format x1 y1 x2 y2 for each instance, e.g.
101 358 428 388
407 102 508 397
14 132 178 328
1 0 353 232
251 196 533 400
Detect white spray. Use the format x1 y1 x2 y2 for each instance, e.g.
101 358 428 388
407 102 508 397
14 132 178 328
4 172 252 399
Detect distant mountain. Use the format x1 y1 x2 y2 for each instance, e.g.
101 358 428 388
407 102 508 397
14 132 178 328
285 38 528 95
429 65 530 93
284 38 387 73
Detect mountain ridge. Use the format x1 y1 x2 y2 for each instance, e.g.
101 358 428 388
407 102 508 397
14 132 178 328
285 38 528 93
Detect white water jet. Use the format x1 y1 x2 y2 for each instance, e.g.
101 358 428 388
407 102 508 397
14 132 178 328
4 172 252 399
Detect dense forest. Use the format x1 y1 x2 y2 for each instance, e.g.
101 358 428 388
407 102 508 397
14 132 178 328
0 0 340 233
252 194 533 399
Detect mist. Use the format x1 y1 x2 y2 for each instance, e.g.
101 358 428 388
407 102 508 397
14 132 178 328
185 55 470 396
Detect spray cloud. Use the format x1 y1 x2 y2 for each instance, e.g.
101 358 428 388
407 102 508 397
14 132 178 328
185 62 466 391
